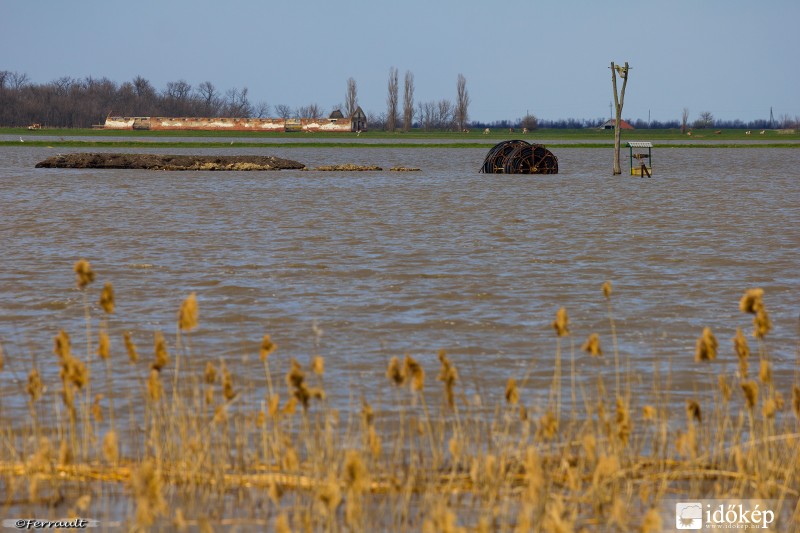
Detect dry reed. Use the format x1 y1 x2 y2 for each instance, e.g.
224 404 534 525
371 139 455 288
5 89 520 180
0 270 797 531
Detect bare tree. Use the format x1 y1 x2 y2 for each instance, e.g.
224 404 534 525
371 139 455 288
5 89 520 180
51 76 73 96
253 101 271 118
418 101 434 131
296 103 323 119
455 73 470 131
196 81 216 103
130 75 156 115
197 81 220 115
521 114 538 130
386 67 399 132
8 71 29 89
163 80 193 115
681 107 690 134
367 110 387 131
308 103 323 118
437 99 454 130
403 70 414 132
275 104 292 119
116 81 137 116
165 80 192 100
223 87 252 117
132 76 155 99
345 77 358 118
610 61 630 175
695 111 714 129
416 100 453 131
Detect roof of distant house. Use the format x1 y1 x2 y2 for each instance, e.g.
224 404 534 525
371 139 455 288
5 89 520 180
600 119 635 129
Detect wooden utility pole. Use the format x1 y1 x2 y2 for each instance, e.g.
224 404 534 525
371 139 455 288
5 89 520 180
610 61 630 175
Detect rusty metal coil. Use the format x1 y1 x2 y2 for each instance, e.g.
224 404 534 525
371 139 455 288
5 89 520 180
480 140 558 174
479 140 529 173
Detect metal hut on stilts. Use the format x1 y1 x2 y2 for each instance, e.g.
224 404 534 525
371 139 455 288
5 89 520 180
627 141 653 177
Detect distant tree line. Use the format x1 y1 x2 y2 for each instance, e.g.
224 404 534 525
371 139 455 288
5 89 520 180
471 115 799 131
0 71 281 128
376 69 470 132
470 117 608 130
678 110 798 130
2 70 797 130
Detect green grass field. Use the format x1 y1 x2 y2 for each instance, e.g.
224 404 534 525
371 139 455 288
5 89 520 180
3 127 799 149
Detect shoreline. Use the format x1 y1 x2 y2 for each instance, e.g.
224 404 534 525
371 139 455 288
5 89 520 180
2 126 798 149
5 139 800 149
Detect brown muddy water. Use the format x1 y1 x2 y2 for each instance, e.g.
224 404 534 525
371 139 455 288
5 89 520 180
0 144 798 411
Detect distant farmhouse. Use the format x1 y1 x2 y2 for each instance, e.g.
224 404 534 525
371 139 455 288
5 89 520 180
102 107 367 133
599 119 635 130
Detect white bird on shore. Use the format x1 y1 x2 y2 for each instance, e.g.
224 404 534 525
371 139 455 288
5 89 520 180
19 137 24 142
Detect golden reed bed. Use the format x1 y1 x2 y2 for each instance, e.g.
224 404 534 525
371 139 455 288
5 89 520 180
0 260 797 531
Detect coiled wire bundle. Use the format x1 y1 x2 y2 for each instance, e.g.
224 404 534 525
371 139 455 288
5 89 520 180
479 140 558 174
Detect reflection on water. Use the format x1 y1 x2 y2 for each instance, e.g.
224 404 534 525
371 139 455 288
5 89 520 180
0 145 797 409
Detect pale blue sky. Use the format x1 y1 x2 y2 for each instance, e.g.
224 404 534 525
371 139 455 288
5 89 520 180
2 0 797 123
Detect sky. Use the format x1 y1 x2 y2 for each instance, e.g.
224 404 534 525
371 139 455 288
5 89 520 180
2 0 798 124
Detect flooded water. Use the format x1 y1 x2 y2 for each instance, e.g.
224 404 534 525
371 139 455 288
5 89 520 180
0 143 798 410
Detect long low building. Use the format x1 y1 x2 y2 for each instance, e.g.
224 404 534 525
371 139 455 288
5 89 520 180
103 107 367 133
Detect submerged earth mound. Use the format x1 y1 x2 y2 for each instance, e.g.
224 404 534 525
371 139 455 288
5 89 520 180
35 153 306 171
